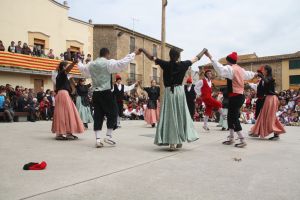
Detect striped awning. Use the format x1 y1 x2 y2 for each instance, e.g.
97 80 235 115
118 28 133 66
0 51 80 75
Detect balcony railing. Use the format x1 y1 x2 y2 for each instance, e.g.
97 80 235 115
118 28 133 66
0 51 80 75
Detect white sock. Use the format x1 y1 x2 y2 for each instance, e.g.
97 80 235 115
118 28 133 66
106 129 113 138
204 116 209 127
95 130 101 141
117 116 121 126
229 129 234 138
237 131 244 141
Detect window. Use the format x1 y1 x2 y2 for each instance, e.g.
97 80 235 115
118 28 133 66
130 37 135 53
289 75 300 85
70 46 80 54
152 68 158 82
289 60 300 69
153 44 157 57
130 63 136 79
34 38 45 50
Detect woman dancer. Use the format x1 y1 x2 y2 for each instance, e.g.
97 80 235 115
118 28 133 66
75 78 93 130
141 48 206 151
52 60 84 140
142 80 160 127
249 65 285 140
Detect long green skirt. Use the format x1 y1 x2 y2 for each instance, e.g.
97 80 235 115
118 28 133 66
76 96 93 124
154 86 199 145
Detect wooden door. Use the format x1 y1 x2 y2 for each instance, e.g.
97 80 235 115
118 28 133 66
34 79 44 93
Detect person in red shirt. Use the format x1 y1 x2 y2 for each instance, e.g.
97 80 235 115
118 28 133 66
40 96 50 120
195 70 222 131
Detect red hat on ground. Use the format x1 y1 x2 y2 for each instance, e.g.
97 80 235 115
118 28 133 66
116 74 122 81
186 77 193 84
226 52 238 64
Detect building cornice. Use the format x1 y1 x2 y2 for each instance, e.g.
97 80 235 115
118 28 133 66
48 0 69 9
94 24 183 52
68 17 94 27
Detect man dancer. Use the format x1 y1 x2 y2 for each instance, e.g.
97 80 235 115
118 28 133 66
113 75 138 128
78 48 141 148
195 69 222 131
205 51 256 148
184 77 197 120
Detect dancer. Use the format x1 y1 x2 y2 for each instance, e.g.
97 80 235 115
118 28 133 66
142 80 160 127
75 78 93 130
113 75 138 128
249 65 286 140
77 48 141 148
248 66 265 120
52 60 84 140
140 48 207 151
184 77 196 120
218 87 229 131
195 69 222 131
205 51 256 148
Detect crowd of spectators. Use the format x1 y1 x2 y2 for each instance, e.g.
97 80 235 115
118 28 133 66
0 40 91 63
1 80 299 126
0 85 55 122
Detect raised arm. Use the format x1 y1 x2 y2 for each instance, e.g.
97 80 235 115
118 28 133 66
205 50 234 79
65 60 78 74
77 61 91 78
107 49 141 73
140 48 155 61
124 83 137 92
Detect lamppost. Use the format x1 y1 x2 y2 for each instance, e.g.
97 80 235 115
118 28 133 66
160 0 167 101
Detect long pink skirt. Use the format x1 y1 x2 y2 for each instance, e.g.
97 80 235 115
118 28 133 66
251 95 285 138
52 90 84 134
144 101 160 125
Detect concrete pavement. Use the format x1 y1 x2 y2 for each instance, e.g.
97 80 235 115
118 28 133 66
0 121 299 200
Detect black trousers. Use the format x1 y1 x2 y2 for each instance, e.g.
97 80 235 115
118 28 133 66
116 102 123 117
93 90 118 131
186 100 195 120
255 98 265 119
228 94 245 132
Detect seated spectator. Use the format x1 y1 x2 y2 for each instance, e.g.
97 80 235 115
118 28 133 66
21 43 32 55
17 94 36 122
36 87 45 103
3 99 14 122
131 105 144 120
0 40 5 51
8 41 16 53
39 96 50 120
64 48 72 61
48 49 55 59
15 41 22 54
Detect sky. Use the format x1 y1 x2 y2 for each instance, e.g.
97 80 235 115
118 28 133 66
59 0 300 71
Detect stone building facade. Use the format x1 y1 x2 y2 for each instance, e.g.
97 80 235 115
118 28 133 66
93 24 183 87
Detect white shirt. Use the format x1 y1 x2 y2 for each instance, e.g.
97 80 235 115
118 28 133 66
77 53 136 78
195 78 212 96
113 83 137 93
211 58 256 80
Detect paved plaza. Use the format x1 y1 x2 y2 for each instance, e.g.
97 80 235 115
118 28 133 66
0 121 299 200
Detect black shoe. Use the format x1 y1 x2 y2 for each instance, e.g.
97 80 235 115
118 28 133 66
151 123 156 128
269 135 279 141
221 127 226 131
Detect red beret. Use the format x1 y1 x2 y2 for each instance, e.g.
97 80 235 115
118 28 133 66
227 52 238 62
116 74 122 80
186 77 193 84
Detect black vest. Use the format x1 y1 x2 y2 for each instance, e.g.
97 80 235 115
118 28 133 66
184 84 196 102
113 84 125 102
226 78 233 94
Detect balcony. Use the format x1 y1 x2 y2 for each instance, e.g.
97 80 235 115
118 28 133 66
0 51 81 75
